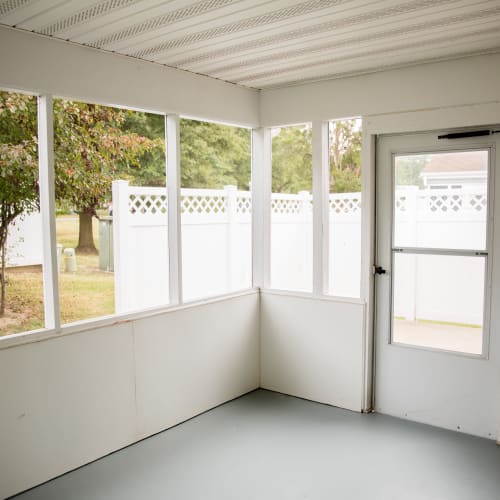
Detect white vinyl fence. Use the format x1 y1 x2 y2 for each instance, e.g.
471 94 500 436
112 181 254 311
7 181 486 326
112 181 363 312
394 185 487 326
112 181 487 325
6 212 43 267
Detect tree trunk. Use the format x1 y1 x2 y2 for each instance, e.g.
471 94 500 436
0 231 7 316
76 210 97 254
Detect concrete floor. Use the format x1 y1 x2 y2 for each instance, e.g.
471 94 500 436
12 390 500 500
394 318 482 354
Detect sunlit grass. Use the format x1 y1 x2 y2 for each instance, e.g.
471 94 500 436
0 269 45 334
0 216 115 336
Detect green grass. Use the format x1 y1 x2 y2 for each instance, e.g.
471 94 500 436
0 216 115 337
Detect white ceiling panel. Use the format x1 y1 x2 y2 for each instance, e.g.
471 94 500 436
186 4 500 74
246 34 500 88
204 11 500 79
1 0 499 89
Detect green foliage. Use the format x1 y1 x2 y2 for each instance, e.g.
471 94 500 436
270 119 362 194
329 167 361 193
180 119 251 189
329 119 362 193
0 92 40 314
272 126 312 193
0 92 40 228
121 110 166 186
395 155 428 187
53 99 163 215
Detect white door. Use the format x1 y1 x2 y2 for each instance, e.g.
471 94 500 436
374 130 500 439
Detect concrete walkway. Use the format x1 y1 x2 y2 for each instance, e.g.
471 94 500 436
394 318 482 354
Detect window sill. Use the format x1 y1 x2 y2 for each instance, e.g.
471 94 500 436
0 288 259 351
260 288 366 306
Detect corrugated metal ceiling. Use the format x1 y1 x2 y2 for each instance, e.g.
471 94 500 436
1 0 500 89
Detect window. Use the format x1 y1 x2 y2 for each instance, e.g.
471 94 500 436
0 90 44 336
54 99 169 322
327 118 362 298
392 150 489 354
270 124 313 292
180 118 252 302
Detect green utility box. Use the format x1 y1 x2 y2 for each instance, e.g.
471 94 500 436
99 216 114 272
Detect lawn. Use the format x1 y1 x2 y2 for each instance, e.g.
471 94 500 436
0 216 115 336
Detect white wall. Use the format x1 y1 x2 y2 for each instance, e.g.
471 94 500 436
2 31 500 496
260 52 500 126
7 212 43 267
0 292 259 499
0 26 259 127
260 291 365 412
260 52 500 439
259 51 500 423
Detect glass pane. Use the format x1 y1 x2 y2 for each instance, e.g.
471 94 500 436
270 124 312 292
328 118 362 298
54 99 168 322
180 118 252 302
392 252 484 354
0 90 45 336
394 150 488 250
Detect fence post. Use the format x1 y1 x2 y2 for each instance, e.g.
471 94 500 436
112 180 130 314
406 186 419 322
225 185 237 292
299 190 312 289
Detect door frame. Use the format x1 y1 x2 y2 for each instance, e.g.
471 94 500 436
382 140 495 359
360 105 500 433
368 128 499 437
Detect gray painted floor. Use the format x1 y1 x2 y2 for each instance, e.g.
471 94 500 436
13 390 500 500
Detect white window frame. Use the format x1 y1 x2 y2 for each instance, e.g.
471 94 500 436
0 93 258 349
261 118 365 303
389 146 494 358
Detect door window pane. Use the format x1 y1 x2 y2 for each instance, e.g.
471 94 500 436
180 118 251 302
270 124 312 292
393 252 484 354
394 151 488 250
0 90 44 336
328 118 362 298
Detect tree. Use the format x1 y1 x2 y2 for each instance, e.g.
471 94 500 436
0 92 39 315
120 110 166 187
395 155 428 187
180 119 251 189
53 100 163 253
271 126 312 193
329 119 362 193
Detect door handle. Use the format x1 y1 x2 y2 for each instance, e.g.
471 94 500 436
374 266 387 275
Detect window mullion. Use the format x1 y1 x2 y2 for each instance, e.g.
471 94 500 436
252 127 271 289
38 94 60 330
312 120 329 296
166 114 183 305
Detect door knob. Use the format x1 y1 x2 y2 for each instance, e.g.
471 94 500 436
374 266 387 275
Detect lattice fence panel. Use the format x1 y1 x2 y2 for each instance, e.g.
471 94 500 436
271 198 303 214
129 194 168 215
469 194 487 212
236 194 252 214
329 195 361 214
426 194 463 212
395 196 407 212
181 194 225 214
